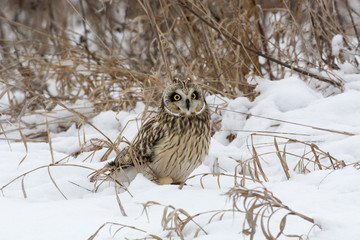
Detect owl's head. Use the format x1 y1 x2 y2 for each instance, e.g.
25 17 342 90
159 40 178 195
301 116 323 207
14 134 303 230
162 78 207 117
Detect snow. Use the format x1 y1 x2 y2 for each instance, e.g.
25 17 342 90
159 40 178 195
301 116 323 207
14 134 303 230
331 34 343 57
331 34 359 74
1 73 360 239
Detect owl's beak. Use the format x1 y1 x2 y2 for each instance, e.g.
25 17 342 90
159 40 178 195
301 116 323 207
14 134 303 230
185 99 190 110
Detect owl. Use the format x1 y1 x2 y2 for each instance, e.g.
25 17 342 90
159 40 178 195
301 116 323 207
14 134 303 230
90 78 211 185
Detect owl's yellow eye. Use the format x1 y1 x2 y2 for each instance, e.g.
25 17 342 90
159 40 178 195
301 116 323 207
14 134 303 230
173 94 181 101
191 92 197 99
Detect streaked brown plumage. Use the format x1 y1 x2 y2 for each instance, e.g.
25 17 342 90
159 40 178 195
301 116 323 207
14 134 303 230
90 78 211 184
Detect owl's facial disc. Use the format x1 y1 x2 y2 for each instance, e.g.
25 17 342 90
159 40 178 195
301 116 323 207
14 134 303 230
167 88 205 116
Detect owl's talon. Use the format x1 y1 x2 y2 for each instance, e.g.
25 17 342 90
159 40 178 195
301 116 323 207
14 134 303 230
158 176 173 185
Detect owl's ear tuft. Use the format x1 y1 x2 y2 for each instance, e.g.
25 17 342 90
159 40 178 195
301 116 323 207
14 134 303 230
172 77 192 88
172 77 182 84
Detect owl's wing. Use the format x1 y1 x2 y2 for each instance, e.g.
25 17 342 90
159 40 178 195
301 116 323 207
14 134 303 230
89 117 165 183
113 116 165 167
133 117 165 160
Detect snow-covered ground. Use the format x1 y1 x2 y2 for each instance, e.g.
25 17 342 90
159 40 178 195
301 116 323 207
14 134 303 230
1 73 360 239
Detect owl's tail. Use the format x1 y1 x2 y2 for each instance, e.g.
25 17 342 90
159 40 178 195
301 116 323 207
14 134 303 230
89 160 138 191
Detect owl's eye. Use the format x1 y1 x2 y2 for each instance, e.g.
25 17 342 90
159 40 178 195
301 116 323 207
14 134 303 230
173 94 181 101
191 92 198 100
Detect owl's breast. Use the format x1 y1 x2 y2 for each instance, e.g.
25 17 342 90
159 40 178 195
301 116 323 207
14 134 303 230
147 120 210 183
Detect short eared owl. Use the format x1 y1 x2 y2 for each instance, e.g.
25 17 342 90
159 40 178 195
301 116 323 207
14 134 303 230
91 78 211 184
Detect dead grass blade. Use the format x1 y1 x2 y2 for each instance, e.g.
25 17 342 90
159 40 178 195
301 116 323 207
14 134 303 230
68 181 92 192
17 126 28 167
0 121 12 151
251 144 269 182
310 144 322 170
114 183 128 217
45 114 55 164
274 137 290 180
251 135 268 182
21 176 27 198
47 165 68 200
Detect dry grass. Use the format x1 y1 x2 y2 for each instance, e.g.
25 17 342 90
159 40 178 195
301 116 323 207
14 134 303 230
1 0 359 143
219 133 346 186
1 0 359 122
1 0 360 239
88 186 318 239
226 185 319 240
